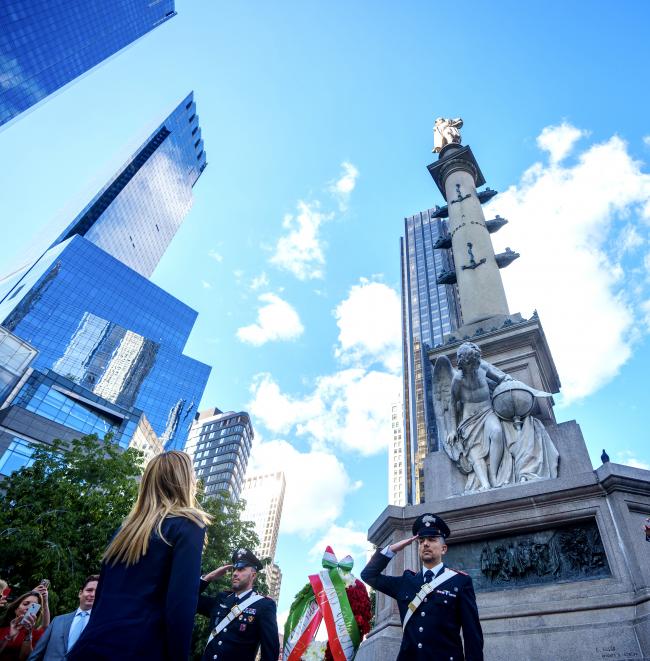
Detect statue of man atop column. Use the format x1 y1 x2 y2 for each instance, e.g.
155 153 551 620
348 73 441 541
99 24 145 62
432 117 464 153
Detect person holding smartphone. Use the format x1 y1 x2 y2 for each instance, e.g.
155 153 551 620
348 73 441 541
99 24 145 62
0 591 46 661
66 451 211 661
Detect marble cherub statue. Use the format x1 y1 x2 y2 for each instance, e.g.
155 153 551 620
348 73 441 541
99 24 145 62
432 342 559 493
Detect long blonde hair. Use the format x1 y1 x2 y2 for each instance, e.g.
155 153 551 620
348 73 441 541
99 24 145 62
103 450 211 567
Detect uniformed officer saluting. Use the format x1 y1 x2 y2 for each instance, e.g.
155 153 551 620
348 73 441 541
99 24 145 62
197 548 280 661
361 513 483 661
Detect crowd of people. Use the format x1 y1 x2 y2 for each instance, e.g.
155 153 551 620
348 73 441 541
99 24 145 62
14 445 626 659
0 451 279 661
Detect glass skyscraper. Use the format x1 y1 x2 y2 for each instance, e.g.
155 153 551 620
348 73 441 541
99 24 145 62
185 408 253 500
50 92 206 278
401 208 462 504
0 236 210 451
0 0 176 128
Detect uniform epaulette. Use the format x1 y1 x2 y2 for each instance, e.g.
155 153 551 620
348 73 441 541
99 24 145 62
451 568 468 575
404 570 416 576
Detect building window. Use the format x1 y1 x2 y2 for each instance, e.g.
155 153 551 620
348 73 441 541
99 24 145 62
0 438 34 476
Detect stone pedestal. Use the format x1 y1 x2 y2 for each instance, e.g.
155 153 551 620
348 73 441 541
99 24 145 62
355 456 650 661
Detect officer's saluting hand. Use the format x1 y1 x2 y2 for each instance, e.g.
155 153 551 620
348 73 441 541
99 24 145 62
360 513 483 661
197 548 279 661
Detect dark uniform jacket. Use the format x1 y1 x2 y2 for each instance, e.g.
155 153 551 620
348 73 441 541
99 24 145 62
361 550 483 661
197 580 279 661
67 517 205 661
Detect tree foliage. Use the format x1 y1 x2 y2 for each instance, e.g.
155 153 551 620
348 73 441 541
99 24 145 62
0 435 143 613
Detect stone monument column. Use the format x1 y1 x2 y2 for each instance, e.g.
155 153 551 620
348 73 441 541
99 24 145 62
430 143 509 325
355 119 650 661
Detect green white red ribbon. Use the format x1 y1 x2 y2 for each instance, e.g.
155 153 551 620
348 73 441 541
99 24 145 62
284 546 362 661
283 594 323 661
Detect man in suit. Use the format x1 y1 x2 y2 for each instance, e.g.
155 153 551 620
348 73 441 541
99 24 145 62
197 548 279 661
28 575 98 661
361 513 483 661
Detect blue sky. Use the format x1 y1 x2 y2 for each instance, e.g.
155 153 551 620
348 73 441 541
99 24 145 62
1 1 650 620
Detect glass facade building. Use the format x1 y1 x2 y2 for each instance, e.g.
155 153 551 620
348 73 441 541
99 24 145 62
0 0 176 128
0 235 210 451
0 326 36 405
401 208 462 504
0 367 153 477
51 93 206 278
186 408 253 500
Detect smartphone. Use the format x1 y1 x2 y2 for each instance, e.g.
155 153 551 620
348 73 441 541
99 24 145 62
39 579 50 589
21 603 40 624
1 587 10 599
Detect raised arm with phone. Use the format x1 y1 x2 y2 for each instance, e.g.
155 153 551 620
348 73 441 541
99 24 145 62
0 590 46 660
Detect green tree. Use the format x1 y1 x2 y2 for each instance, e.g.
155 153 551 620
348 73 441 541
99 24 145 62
190 492 268 660
0 435 143 613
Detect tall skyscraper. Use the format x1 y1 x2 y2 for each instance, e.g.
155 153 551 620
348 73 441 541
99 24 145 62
0 93 209 452
241 471 286 603
0 0 177 128
50 93 206 278
266 563 282 604
401 208 462 504
241 471 286 560
388 392 406 506
186 409 253 500
0 236 210 451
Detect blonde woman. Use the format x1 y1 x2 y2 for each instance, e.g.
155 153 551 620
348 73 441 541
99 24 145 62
67 451 211 661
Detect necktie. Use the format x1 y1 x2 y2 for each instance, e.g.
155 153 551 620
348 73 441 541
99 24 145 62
424 570 433 583
68 611 89 649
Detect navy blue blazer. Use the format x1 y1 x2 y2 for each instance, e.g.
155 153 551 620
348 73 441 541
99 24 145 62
361 550 483 661
67 516 206 661
197 581 279 661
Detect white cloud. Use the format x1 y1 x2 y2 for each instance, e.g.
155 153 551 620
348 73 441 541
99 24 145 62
644 136 650 147
616 224 645 259
247 439 355 535
615 450 650 470
488 128 650 402
249 369 400 455
270 201 332 280
329 161 359 211
247 373 321 434
250 272 270 291
308 523 371 564
201 280 212 289
334 278 401 373
236 293 304 346
208 249 223 262
536 122 587 164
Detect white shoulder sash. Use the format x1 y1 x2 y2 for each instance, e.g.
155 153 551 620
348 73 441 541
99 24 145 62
207 592 264 644
402 569 457 630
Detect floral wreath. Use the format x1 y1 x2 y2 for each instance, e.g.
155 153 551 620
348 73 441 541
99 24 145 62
283 547 372 661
